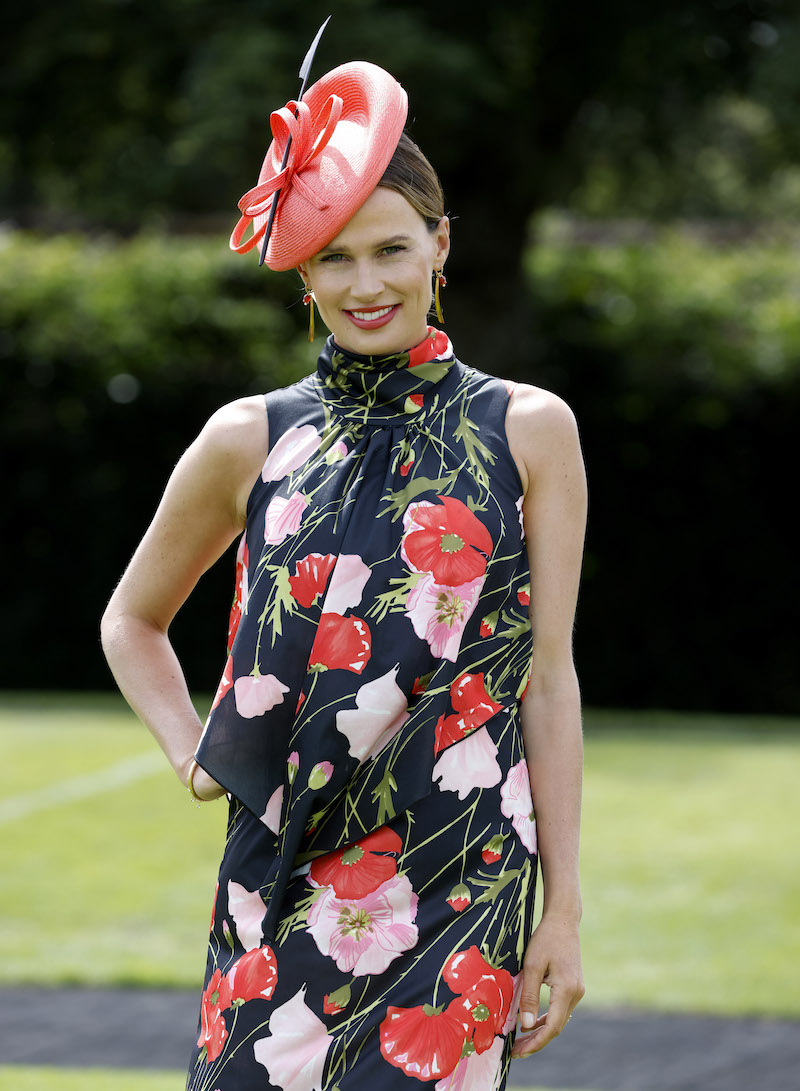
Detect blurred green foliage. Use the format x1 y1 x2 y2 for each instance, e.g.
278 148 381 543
1 230 313 693
524 219 798 712
3 1 799 710
530 211 800 391
2 228 797 711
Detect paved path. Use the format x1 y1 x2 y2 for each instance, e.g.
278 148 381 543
1 987 798 1090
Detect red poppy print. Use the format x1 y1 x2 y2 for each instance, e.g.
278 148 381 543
227 945 278 1004
403 496 493 586
481 834 505 865
380 1003 467 1081
197 968 231 1063
517 586 530 606
446 883 471 912
412 672 433 695
309 826 402 900
226 538 249 654
308 612 372 673
443 946 514 1055
289 552 336 608
323 982 351 1015
435 672 503 753
407 328 450 367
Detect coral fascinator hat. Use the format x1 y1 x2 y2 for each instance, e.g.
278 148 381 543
230 61 408 271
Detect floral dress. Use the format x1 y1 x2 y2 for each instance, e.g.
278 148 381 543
188 327 537 1091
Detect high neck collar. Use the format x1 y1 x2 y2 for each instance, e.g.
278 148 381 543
315 326 459 425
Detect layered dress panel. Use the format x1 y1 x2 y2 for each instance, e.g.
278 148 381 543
188 329 537 1091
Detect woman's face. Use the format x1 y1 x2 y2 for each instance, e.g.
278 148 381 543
299 187 450 355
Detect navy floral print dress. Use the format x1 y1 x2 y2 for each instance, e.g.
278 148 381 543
188 328 537 1091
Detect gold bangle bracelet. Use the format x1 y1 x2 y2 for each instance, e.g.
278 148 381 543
186 759 206 805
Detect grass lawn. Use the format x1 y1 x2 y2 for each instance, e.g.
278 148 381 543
0 1070 185 1091
2 693 799 1015
0 1071 575 1091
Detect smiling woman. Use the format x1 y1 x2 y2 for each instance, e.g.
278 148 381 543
299 186 450 355
101 55 586 1091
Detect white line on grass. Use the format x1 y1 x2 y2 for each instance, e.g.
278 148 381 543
0 751 166 825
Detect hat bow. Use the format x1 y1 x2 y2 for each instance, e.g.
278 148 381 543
231 94 343 255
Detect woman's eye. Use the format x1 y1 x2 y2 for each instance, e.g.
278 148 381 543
382 245 405 256
321 253 346 263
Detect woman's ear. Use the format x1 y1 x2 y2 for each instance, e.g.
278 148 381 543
433 216 451 268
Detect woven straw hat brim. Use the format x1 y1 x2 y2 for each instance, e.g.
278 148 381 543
231 61 408 271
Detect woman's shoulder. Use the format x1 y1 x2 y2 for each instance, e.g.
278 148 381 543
188 396 268 522
507 382 578 431
505 383 583 493
197 395 268 462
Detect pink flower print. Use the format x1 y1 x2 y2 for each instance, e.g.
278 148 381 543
233 673 290 718
336 665 409 762
434 1033 505 1091
432 727 502 799
307 760 334 790
502 972 524 1034
322 554 371 616
287 751 299 784
264 491 308 545
261 425 321 482
404 572 484 662
516 495 525 539
500 760 538 854
226 880 265 951
325 438 349 464
400 499 434 565
261 784 283 834
306 874 419 977
253 986 333 1091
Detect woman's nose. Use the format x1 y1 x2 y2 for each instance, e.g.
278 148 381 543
351 260 383 299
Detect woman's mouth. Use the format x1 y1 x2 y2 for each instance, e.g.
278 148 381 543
344 305 400 329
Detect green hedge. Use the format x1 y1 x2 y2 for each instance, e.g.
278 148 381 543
524 215 798 713
2 226 797 712
2 231 314 696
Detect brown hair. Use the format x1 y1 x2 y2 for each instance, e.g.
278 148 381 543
378 132 446 230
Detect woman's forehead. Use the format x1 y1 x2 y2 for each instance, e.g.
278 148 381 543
318 188 425 253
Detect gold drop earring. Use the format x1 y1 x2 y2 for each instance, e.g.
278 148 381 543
302 288 316 342
433 268 447 324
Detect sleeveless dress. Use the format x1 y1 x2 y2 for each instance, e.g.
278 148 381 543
188 328 537 1091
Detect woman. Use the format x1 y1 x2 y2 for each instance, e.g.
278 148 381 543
101 59 586 1090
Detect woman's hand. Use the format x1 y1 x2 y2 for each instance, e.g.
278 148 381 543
189 763 227 802
511 915 585 1058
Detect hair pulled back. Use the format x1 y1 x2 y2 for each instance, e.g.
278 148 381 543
378 132 446 230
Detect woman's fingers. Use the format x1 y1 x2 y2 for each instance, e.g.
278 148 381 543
518 962 543 1032
511 991 581 1058
510 1013 548 1058
514 981 582 1057
512 923 585 1058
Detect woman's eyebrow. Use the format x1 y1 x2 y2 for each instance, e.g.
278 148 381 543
317 234 414 255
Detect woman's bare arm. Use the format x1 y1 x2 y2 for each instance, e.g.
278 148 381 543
100 395 267 793
506 383 588 1056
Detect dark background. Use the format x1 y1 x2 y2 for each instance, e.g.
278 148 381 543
2 0 797 712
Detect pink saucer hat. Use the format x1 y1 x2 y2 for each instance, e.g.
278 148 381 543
230 61 409 271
